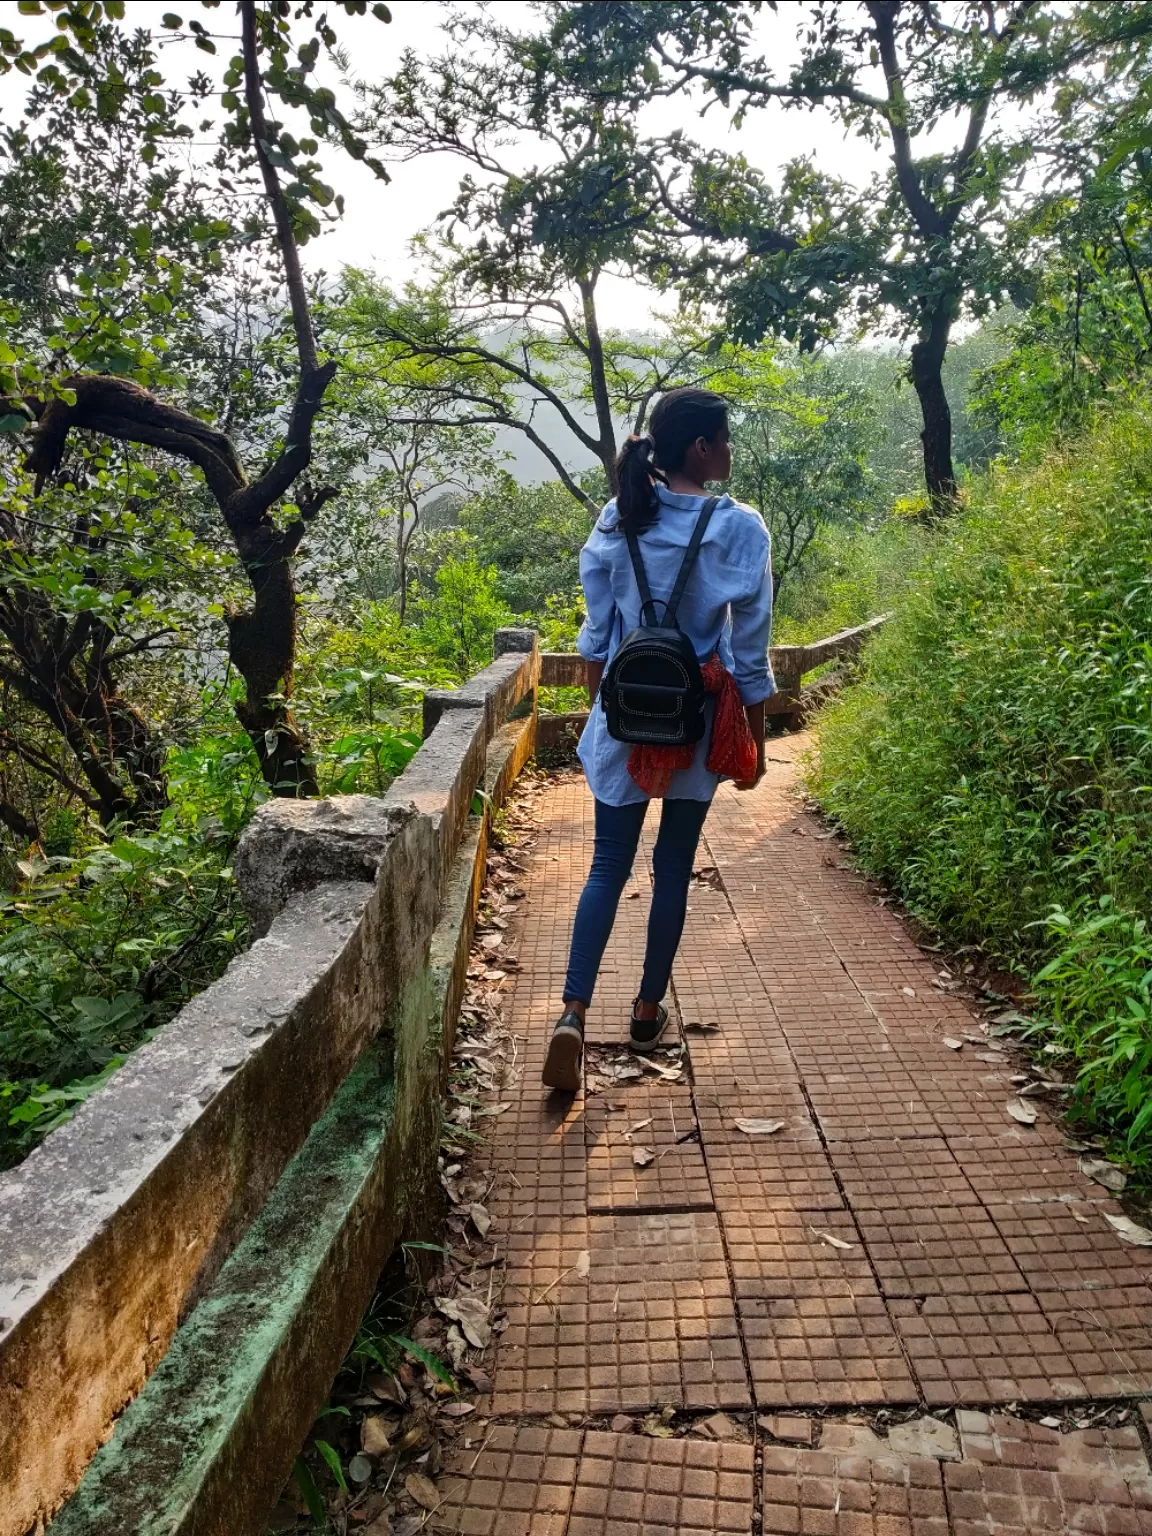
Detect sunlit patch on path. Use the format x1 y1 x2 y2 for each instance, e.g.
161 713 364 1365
441 736 1152 1533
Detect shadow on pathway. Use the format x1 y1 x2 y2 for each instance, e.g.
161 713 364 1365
434 736 1152 1534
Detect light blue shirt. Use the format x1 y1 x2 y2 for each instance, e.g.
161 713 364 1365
576 486 776 806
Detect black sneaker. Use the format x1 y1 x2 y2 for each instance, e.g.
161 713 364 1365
629 1000 670 1054
542 1010 584 1092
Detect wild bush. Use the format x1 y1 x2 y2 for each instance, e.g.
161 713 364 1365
0 723 262 1168
811 396 1152 1159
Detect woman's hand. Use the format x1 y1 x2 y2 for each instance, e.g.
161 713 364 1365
734 758 766 791
735 700 766 789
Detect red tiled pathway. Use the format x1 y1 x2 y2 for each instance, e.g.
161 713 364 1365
440 737 1152 1533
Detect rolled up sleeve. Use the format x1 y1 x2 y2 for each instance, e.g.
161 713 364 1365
576 536 616 663
730 531 776 706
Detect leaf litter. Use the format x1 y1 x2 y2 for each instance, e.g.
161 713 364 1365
277 771 559 1533
1006 1097 1038 1125
810 1227 856 1250
1105 1212 1152 1246
1079 1157 1127 1193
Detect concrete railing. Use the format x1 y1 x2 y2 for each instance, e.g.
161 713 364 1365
536 614 889 751
0 630 540 1536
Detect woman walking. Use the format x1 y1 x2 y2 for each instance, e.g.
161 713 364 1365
542 387 775 1091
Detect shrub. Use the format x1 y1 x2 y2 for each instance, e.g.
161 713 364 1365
0 724 262 1167
771 517 928 645
810 396 1152 1156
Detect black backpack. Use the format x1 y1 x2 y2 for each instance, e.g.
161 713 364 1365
601 496 720 746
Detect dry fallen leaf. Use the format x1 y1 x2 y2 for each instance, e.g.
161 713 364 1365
901 986 916 998
942 1038 964 1051
1105 1212 1152 1246
440 1401 475 1418
811 1227 855 1250
574 1248 591 1277
404 1473 441 1512
1006 1097 1037 1125
639 1058 682 1082
436 1294 492 1350
608 1063 644 1083
368 1372 406 1406
1079 1157 1127 1193
632 1146 656 1168
469 1202 492 1238
733 1118 786 1136
461 1363 493 1394
361 1415 393 1457
628 1118 654 1135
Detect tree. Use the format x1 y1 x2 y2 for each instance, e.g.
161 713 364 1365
0 21 248 827
727 356 874 599
458 473 594 613
356 12 722 509
542 0 1152 513
415 555 511 680
316 285 500 620
972 9 1152 455
0 0 392 804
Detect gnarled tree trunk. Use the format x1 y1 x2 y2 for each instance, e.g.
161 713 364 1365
910 295 960 516
9 2 341 805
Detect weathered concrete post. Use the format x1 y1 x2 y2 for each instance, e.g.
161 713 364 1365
422 630 540 742
5 635 546 1536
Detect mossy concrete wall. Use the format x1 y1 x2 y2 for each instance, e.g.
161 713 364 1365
27 677 535 1535
49 737 525 1534
48 1046 404 1536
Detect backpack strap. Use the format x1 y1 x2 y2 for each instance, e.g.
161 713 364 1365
663 495 720 627
624 524 661 626
625 495 721 628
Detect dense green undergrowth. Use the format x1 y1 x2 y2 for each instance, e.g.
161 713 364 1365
811 396 1152 1164
771 517 929 645
0 561 510 1169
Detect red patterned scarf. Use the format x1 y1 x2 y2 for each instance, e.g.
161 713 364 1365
627 654 759 797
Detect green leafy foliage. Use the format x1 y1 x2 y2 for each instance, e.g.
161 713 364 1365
293 1458 326 1524
811 392 1152 1156
413 556 512 681
1030 902 1152 1159
459 474 592 613
0 718 263 1167
727 356 876 601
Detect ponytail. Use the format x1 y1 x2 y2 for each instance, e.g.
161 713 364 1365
615 433 662 533
613 387 729 535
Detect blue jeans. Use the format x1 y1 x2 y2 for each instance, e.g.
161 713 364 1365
563 797 711 1008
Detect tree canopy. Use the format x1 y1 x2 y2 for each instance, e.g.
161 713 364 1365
533 0 1152 512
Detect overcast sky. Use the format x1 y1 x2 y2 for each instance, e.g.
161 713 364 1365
0 1 1022 329
306 1 893 326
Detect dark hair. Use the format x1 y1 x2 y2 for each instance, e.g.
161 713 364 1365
614 387 729 533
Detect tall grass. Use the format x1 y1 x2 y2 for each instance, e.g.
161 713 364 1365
772 518 929 645
810 397 1152 1160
